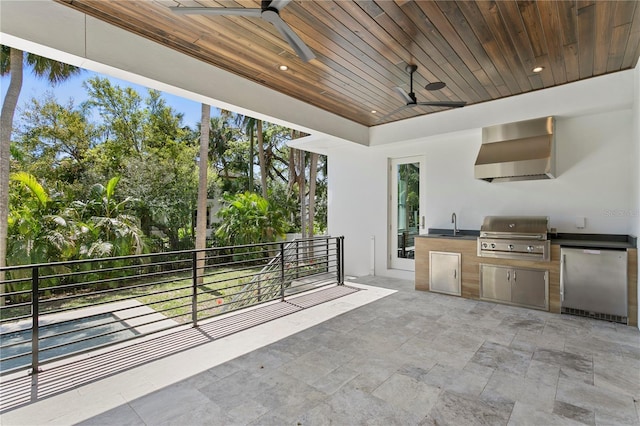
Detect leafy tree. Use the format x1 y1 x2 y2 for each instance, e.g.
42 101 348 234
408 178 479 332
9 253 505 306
7 172 76 266
81 78 198 250
15 94 96 190
215 192 288 246
73 176 145 257
1 45 81 285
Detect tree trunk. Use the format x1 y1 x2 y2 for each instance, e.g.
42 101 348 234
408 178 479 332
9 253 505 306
308 152 319 238
195 104 211 285
298 149 306 239
256 120 267 199
0 48 24 304
248 125 254 192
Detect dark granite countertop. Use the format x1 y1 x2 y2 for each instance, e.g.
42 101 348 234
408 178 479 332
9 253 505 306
550 233 636 249
417 229 637 249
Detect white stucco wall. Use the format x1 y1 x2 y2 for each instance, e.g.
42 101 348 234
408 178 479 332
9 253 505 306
329 109 636 280
634 62 640 329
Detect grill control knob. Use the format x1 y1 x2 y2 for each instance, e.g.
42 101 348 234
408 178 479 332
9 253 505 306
482 242 488 249
508 244 514 250
527 245 535 252
491 243 496 249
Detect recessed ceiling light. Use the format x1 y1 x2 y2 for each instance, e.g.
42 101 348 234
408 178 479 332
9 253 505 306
279 65 289 71
371 110 377 114
532 66 544 73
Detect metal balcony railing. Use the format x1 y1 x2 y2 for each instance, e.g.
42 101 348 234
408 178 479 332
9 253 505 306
0 236 344 376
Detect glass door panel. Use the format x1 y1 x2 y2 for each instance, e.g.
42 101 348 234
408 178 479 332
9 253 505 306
390 156 425 270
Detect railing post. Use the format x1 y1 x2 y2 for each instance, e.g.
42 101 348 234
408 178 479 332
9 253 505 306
295 240 299 279
191 251 198 327
31 266 40 375
336 237 342 285
280 242 286 301
325 237 330 273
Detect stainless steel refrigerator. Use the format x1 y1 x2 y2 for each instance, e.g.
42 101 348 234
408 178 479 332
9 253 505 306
560 247 627 322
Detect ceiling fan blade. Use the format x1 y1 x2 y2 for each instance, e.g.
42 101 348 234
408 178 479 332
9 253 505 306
169 7 262 18
393 87 414 104
416 101 467 108
263 11 316 61
267 0 292 11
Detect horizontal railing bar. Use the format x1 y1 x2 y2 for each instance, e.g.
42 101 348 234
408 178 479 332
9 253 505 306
0 350 32 363
0 313 32 324
38 284 193 317
0 337 32 351
37 262 178 282
0 276 32 286
41 266 193 293
38 276 193 306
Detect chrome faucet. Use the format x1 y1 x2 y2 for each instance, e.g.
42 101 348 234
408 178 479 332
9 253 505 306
451 212 458 236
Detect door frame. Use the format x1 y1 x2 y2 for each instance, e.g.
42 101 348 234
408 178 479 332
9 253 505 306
388 155 427 271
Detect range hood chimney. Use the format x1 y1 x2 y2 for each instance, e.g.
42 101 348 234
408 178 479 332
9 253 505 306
474 116 555 182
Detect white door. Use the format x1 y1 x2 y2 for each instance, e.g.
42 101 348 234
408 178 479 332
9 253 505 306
389 156 426 270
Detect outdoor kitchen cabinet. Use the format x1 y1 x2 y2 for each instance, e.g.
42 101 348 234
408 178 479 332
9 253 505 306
480 264 548 310
429 251 461 296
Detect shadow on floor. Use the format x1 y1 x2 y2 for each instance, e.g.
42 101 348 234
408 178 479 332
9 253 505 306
0 285 358 413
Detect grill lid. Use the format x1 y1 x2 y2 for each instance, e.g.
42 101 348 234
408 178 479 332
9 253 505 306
480 216 549 239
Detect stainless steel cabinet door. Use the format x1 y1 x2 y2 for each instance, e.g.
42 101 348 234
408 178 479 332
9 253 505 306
480 264 511 303
511 268 548 310
429 251 461 296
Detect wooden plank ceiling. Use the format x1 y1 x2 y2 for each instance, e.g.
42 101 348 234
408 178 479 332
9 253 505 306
57 0 640 127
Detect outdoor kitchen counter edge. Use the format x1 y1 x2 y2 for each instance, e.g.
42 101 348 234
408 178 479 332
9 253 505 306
416 232 637 248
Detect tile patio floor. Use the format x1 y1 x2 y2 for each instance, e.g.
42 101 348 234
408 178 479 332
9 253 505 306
1 276 639 425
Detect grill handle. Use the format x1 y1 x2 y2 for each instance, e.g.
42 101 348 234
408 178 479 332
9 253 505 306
480 232 546 240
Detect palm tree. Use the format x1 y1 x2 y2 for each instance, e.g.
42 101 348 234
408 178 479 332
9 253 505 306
74 176 145 257
1 45 81 304
195 104 211 284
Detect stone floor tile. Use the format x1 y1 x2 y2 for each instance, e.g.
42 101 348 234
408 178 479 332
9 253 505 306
499 315 547 334
593 353 640 398
482 369 557 413
508 401 585 426
470 341 533 376
224 398 271 425
556 376 638 423
533 348 593 375
525 359 561 388
297 386 423 426
553 400 596 426
403 363 489 399
128 386 214 425
429 390 514 425
198 369 273 409
310 364 360 395
371 372 440 417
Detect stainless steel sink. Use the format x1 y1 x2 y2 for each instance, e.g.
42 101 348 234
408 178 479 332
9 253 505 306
438 234 465 238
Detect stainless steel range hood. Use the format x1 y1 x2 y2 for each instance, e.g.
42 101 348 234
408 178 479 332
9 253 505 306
474 117 555 182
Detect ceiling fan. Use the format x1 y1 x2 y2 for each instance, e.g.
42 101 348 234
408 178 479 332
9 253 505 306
384 64 466 119
170 0 316 62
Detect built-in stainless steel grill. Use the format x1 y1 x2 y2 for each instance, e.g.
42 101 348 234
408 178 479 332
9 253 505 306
477 216 550 261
